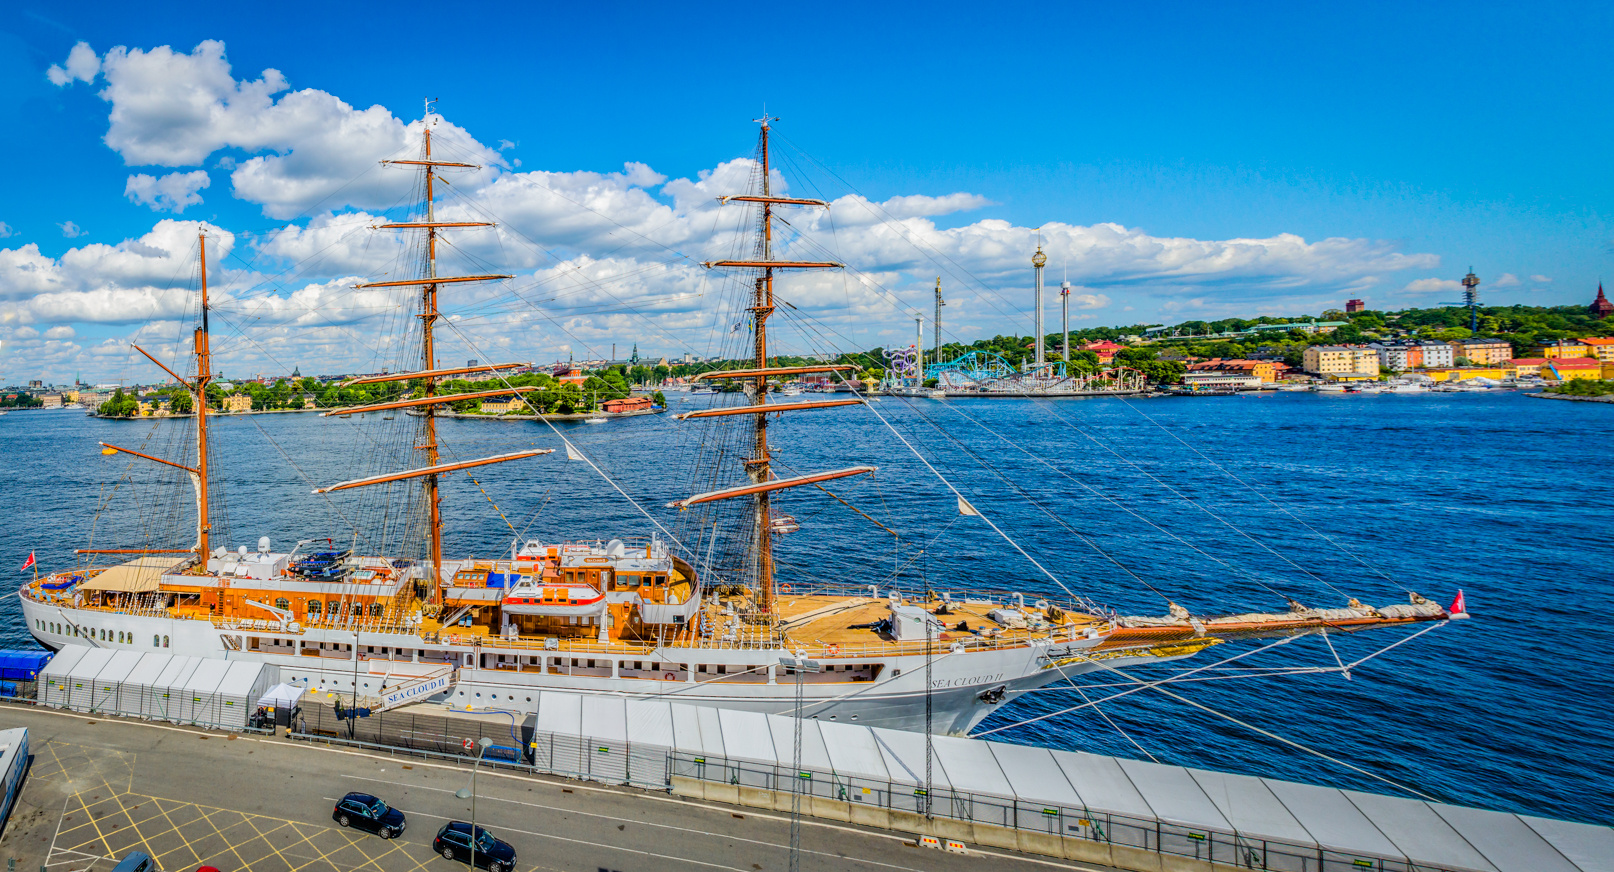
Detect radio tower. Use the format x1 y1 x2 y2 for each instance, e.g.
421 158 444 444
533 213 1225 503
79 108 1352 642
1462 268 1481 332
1032 235 1047 368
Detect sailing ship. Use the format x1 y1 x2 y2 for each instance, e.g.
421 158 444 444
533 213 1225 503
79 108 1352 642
18 117 1457 734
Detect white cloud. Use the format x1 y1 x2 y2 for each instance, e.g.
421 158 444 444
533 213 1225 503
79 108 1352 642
42 325 76 340
1494 273 1520 287
125 170 211 212
58 221 86 238
1402 277 1462 294
1530 274 1552 283
45 41 100 86
20 36 1453 379
0 223 13 238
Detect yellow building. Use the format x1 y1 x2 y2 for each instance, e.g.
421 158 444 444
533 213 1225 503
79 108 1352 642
1543 359 1604 382
1577 337 1614 362
222 394 252 413
1302 346 1378 378
137 396 171 416
1422 366 1514 382
480 396 527 414
1449 338 1513 366
1529 340 1591 359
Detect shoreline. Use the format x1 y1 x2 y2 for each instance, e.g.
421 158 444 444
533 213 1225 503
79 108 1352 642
1525 391 1614 404
426 407 664 421
85 407 325 419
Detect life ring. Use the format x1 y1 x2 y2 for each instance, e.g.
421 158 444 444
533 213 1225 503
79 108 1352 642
462 737 475 752
663 672 677 681
825 644 841 657
781 584 793 594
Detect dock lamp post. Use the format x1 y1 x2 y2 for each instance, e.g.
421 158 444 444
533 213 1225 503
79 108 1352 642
456 737 494 871
779 652 822 872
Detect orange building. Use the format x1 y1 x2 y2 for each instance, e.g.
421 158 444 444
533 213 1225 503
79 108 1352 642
1576 336 1614 362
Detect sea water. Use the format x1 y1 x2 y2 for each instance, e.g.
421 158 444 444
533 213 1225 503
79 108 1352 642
1 391 1608 824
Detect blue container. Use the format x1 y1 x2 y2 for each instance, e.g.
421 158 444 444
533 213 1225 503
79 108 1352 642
0 650 51 682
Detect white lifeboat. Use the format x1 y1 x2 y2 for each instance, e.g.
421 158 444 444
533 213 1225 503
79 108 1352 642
500 576 606 617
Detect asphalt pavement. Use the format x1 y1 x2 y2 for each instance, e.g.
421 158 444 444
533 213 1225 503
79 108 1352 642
0 705 1109 872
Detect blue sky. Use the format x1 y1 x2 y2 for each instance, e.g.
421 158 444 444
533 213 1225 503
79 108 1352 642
1 1 1610 383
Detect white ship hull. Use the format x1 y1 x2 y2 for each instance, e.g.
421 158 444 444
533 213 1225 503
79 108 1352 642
21 596 1127 734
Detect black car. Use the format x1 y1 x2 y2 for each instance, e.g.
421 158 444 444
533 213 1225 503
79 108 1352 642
433 821 517 872
332 791 407 839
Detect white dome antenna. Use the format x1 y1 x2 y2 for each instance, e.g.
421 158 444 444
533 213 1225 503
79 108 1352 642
258 536 271 554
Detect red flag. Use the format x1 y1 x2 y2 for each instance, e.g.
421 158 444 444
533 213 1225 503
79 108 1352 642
1448 589 1469 619
18 551 34 573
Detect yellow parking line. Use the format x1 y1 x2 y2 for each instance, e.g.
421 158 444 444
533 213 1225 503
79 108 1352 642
103 785 164 861
190 806 260 871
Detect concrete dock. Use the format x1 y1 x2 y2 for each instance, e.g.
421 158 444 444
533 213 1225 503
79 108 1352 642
0 705 1070 872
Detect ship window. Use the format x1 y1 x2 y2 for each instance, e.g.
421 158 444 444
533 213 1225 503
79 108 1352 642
154 634 160 647
328 600 340 615
308 600 321 615
163 636 169 648
370 603 384 617
275 598 290 610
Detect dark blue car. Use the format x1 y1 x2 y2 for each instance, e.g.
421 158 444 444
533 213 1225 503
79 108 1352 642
433 821 516 872
332 791 407 839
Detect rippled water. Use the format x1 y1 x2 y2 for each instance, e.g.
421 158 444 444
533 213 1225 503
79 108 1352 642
2 391 1608 824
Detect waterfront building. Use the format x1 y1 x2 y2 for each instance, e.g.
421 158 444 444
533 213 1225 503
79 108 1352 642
1185 358 1278 382
39 393 63 409
1302 345 1379 378
1543 358 1603 382
1574 336 1614 362
1181 370 1265 390
1422 366 1514 382
1413 340 1452 368
1448 338 1513 366
1368 342 1413 372
1592 282 1613 319
601 396 654 413
553 363 588 385
1529 339 1591 359
136 396 171 416
1508 358 1548 377
480 396 527 414
222 394 252 413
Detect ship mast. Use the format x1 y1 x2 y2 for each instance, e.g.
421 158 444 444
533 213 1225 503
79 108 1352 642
689 117 873 617
194 234 213 558
116 233 216 558
318 110 551 604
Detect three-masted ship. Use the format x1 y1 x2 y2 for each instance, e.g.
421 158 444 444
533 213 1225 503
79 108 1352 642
18 117 1456 734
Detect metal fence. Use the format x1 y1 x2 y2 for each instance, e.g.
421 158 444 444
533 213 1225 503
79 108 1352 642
666 753 1421 872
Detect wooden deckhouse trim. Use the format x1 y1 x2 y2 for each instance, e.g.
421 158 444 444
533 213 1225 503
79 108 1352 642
675 398 865 420
691 365 860 381
670 466 876 509
342 362 530 386
313 450 553 494
355 274 513 289
321 387 537 417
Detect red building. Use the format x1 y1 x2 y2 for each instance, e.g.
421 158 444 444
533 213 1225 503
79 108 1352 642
1592 283 1613 320
552 363 587 385
601 396 653 413
1345 299 1366 313
1083 340 1125 364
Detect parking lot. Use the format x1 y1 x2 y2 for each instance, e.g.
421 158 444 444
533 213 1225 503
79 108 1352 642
0 706 1096 872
